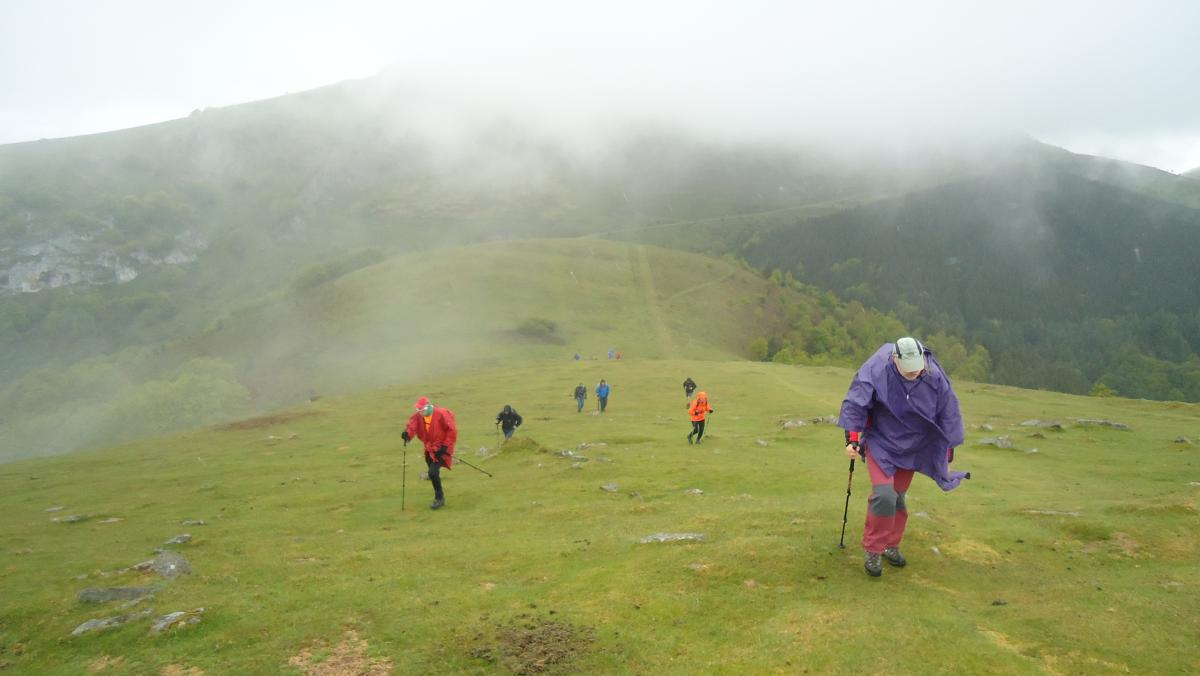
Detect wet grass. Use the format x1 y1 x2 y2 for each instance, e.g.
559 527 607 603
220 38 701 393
1 359 1198 673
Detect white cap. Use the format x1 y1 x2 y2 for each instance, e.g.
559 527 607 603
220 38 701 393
894 337 926 373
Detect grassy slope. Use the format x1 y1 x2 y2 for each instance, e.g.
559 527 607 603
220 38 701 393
2 358 1197 674
181 237 796 408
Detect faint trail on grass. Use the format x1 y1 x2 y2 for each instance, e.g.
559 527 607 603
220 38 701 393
662 270 737 304
630 245 676 359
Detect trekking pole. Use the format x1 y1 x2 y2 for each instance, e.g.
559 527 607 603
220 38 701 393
401 445 407 511
838 457 855 549
495 422 501 448
456 456 494 478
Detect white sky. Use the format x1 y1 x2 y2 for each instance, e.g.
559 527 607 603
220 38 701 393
2 0 1199 172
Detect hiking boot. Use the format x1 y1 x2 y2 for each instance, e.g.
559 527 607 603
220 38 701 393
429 498 445 510
883 546 907 567
687 434 694 445
864 551 883 577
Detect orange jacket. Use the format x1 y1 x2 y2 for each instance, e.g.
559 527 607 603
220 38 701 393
689 393 712 422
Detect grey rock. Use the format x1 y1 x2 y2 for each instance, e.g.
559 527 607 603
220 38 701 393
164 534 192 545
978 436 1014 449
78 587 155 604
1074 418 1130 431
1022 509 1081 517
477 446 490 456
44 506 64 512
71 608 154 636
685 488 704 496
150 608 205 634
639 533 705 544
134 551 192 578
992 599 1008 606
809 415 839 425
755 439 770 447
53 514 90 523
180 520 206 526
600 483 619 492
780 420 807 429
570 462 585 470
978 424 994 432
1020 420 1065 431
1174 436 1193 444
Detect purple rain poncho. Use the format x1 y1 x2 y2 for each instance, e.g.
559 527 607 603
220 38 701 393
838 344 968 491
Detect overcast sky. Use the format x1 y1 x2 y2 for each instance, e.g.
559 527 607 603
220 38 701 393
2 0 1199 172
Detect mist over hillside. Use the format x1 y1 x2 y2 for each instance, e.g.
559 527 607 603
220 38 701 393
3 74 1200 461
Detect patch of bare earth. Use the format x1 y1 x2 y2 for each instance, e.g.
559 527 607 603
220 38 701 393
161 666 204 676
87 655 124 671
288 630 392 675
218 410 321 431
470 615 595 675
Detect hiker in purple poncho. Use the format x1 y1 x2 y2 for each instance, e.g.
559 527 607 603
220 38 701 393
838 337 968 577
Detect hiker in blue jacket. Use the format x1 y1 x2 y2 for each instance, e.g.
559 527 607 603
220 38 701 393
596 379 611 413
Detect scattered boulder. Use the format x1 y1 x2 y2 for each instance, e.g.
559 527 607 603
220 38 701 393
1074 419 1130 431
77 587 155 604
52 514 90 523
44 506 64 512
1022 509 1081 517
150 608 205 634
71 609 154 636
978 424 994 432
755 439 770 447
639 533 705 544
685 488 704 496
978 437 1014 449
1173 436 1192 445
478 446 490 456
179 520 206 527
600 484 619 493
992 599 1008 606
810 415 839 425
163 534 192 546
1021 420 1065 431
570 462 585 470
780 419 807 429
134 551 192 578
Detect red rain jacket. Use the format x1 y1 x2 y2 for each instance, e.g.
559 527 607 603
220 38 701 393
404 407 458 468
689 393 712 422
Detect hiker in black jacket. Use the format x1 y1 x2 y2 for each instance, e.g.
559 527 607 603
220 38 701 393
683 377 697 400
573 384 587 412
496 404 523 441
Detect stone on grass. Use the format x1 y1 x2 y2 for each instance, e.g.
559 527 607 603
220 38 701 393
180 520 206 526
150 608 205 634
77 587 155 604
810 415 839 424
72 609 154 636
134 551 192 578
978 436 1014 449
44 506 64 512
53 514 90 523
600 483 619 493
163 534 192 545
755 439 769 447
1074 418 1130 431
978 424 994 432
781 420 806 429
1173 436 1192 445
685 488 704 496
639 533 705 544
1023 509 1081 517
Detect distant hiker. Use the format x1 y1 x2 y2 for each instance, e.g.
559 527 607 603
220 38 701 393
616 350 622 360
683 377 697 399
687 391 713 445
838 337 967 577
496 404 523 440
574 352 581 361
401 396 458 510
596 379 611 412
573 383 587 412
608 348 615 360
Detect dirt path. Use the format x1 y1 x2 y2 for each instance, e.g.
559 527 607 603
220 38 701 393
630 245 676 359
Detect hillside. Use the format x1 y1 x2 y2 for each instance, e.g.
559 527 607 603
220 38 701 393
4 238 917 461
733 165 1200 400
1 358 1197 673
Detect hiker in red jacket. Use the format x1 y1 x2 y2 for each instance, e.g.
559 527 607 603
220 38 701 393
401 396 458 510
687 391 714 445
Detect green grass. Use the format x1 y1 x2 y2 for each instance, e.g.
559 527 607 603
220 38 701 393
2 358 1197 673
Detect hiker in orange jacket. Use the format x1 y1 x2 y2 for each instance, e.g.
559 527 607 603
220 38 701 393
687 391 714 445
401 396 458 510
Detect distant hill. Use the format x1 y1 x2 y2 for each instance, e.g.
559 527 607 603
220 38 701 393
738 165 1200 398
1 238 917 461
1185 166 1200 179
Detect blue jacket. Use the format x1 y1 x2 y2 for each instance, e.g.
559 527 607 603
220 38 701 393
838 344 967 491
596 383 610 398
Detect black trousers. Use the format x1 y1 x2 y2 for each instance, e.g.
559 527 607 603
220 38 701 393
689 420 706 441
426 456 445 500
